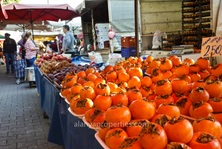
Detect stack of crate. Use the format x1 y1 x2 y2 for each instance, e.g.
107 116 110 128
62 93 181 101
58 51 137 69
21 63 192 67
121 36 136 58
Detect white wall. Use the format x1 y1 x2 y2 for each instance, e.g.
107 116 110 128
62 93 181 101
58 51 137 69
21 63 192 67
140 0 182 35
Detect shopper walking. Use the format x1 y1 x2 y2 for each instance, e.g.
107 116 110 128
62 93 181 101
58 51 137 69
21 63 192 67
18 32 26 59
3 33 17 74
23 32 38 67
61 25 75 53
50 39 59 53
0 46 4 65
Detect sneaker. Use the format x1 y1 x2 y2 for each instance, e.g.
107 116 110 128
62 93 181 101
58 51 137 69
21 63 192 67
6 71 9 74
11 71 14 74
16 79 21 85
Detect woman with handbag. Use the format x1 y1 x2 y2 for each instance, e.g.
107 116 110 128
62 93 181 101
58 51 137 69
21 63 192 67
23 32 38 67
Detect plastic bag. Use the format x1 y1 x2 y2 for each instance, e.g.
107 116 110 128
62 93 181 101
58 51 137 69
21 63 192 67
46 44 52 52
88 51 103 64
105 53 124 66
152 30 162 49
0 58 5 65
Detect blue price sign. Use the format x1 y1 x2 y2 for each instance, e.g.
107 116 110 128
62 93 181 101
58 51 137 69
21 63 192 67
201 36 222 57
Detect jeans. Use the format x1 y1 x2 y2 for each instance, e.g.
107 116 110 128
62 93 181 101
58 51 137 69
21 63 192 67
5 53 15 72
26 57 36 67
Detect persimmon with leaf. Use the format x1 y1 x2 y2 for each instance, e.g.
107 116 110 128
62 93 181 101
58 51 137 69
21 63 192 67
164 117 193 144
183 58 195 65
175 64 189 77
140 86 153 97
94 95 112 111
71 83 83 94
71 98 94 115
139 122 168 149
168 55 181 67
157 103 180 119
193 117 222 139
171 78 190 94
190 87 209 103
127 89 143 104
128 67 143 78
205 80 222 98
151 68 164 83
128 76 141 89
188 132 221 149
119 137 143 149
129 99 155 120
208 98 222 113
105 105 131 128
151 114 171 127
175 96 192 116
154 79 172 96
79 86 96 100
160 58 173 71
111 92 128 106
94 83 110 96
126 119 148 137
196 57 210 70
154 95 174 108
189 101 213 119
167 142 192 149
105 128 128 149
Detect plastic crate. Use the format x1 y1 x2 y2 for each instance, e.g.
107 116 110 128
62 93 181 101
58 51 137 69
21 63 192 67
121 47 136 58
121 36 135 47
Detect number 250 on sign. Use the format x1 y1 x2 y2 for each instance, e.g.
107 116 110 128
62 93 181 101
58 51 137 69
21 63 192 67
201 37 222 57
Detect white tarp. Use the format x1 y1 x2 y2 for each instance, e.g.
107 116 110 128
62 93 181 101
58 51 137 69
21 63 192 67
108 0 135 33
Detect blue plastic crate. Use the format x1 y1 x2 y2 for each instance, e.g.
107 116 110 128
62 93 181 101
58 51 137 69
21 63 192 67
121 47 136 58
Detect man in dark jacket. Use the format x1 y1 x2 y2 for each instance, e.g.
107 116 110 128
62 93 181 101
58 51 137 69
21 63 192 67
3 33 17 74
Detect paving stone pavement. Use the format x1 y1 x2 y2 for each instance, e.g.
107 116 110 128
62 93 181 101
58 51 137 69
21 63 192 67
0 65 64 149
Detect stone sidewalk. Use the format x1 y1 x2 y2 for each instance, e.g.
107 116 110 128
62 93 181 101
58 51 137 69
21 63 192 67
0 65 64 149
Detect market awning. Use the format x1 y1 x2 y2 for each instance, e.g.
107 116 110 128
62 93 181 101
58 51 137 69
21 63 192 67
0 0 7 19
0 34 4 39
76 0 105 15
2 3 79 36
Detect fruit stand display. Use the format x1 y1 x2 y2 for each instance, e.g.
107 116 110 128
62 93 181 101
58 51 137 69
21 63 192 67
35 53 222 149
34 54 103 148
35 53 99 86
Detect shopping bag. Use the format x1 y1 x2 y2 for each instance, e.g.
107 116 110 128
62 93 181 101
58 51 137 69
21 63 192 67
88 51 103 64
0 58 5 65
152 30 162 49
106 53 124 66
14 59 26 79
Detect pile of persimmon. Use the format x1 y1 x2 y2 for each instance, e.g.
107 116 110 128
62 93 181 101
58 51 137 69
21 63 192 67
60 55 222 149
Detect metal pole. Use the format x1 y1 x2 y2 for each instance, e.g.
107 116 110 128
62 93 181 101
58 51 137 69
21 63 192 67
134 0 139 57
91 9 97 50
22 24 25 32
31 21 34 40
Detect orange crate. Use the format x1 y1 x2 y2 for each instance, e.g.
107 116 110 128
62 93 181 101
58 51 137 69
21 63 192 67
121 36 135 47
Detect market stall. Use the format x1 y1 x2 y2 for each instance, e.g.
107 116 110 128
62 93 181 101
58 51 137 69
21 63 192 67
29 2 222 149
34 50 222 149
139 0 222 62
34 65 102 148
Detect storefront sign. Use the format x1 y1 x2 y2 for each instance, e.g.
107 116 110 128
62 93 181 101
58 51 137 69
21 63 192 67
201 36 222 57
